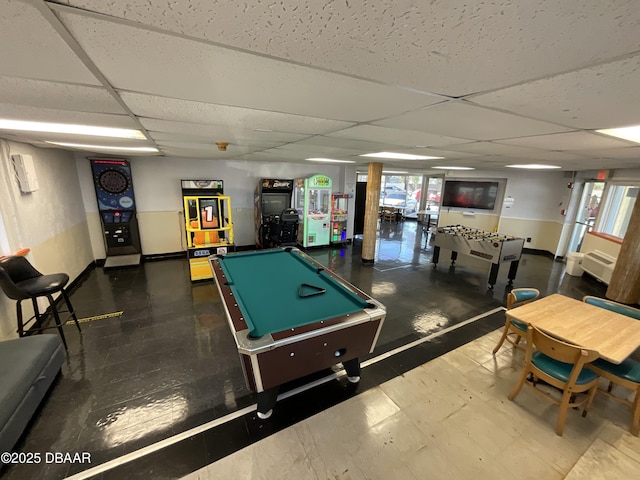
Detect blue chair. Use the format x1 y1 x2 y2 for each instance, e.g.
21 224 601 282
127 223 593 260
508 324 600 436
583 295 640 320
583 295 640 435
492 288 540 354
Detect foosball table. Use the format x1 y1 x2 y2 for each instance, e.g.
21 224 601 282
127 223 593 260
432 225 525 288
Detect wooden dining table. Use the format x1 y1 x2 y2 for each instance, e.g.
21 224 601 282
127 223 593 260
507 293 640 364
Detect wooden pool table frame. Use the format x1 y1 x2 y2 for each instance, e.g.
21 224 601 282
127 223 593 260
209 247 386 418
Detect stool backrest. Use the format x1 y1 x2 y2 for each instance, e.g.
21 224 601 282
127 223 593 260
0 256 42 300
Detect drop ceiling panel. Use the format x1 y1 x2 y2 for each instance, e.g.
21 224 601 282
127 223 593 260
374 102 572 140
0 103 140 129
567 147 640 159
499 132 635 151
140 118 310 144
57 11 442 122
327 125 470 148
439 142 544 156
149 131 283 150
471 55 640 129
0 76 124 114
293 136 388 152
0 0 100 85
120 92 352 135
156 140 255 155
60 1 640 96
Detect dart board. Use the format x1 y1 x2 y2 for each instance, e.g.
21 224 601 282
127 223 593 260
98 169 129 194
90 158 137 211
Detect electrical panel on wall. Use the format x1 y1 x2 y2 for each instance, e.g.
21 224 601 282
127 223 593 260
11 154 39 193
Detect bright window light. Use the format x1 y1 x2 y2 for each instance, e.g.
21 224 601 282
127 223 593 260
360 152 444 160
306 158 355 163
0 119 146 139
46 142 158 152
433 166 475 170
596 125 640 144
506 164 561 169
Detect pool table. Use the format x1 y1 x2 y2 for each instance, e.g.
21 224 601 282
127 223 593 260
209 247 386 418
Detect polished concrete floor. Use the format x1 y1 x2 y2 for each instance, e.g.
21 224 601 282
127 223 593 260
1 220 615 479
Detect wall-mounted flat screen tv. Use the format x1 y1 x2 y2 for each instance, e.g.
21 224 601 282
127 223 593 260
441 181 499 210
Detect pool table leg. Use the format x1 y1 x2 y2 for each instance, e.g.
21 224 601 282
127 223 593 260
256 387 279 419
343 357 361 383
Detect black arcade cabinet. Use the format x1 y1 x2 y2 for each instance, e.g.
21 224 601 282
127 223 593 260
254 179 297 248
90 158 142 268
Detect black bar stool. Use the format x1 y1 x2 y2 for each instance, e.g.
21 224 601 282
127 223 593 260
0 256 81 349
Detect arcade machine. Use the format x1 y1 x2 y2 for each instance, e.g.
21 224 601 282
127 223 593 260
254 179 298 248
181 180 234 281
294 174 332 248
331 193 349 245
90 158 142 268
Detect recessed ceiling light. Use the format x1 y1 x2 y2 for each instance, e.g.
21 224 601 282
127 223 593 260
360 152 444 160
506 164 561 169
0 119 146 139
596 125 640 144
382 170 409 174
306 157 355 163
253 128 273 133
46 141 158 152
433 166 475 170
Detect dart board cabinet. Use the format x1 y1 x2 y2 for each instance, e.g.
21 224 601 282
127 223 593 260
90 158 142 267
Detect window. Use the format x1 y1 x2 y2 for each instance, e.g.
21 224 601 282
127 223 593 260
598 184 638 238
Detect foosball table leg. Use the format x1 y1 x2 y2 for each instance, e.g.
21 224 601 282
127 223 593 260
488 263 500 289
507 259 520 285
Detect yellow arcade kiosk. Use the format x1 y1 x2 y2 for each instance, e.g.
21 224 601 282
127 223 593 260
181 180 234 281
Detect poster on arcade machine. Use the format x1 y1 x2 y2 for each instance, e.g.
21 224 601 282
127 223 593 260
294 174 332 248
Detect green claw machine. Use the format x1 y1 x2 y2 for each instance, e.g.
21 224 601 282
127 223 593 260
294 174 332 248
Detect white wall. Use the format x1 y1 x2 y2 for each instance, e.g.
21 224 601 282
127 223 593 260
0 141 93 340
435 169 570 252
77 155 355 258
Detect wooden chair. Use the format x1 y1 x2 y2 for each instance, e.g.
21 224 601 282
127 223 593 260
492 288 540 354
508 324 600 436
582 295 640 320
583 295 640 435
380 206 396 223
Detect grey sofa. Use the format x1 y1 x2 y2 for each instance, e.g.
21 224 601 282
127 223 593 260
0 334 65 453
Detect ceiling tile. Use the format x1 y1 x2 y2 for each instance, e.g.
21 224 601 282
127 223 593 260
0 0 100 84
0 103 140 129
0 76 124 114
470 54 640 129
327 125 470 148
122 92 353 135
499 131 635 151
58 10 442 121
62 1 640 96
373 102 571 140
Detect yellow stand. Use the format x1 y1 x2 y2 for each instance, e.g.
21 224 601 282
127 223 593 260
183 195 234 281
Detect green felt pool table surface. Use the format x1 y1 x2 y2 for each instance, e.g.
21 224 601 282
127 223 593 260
216 248 371 337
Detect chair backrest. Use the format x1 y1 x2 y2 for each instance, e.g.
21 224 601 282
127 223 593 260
0 256 44 301
583 295 640 321
528 324 599 366
507 288 540 309
0 263 26 300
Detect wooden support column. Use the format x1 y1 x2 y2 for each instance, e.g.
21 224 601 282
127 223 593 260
607 194 640 304
362 162 382 263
